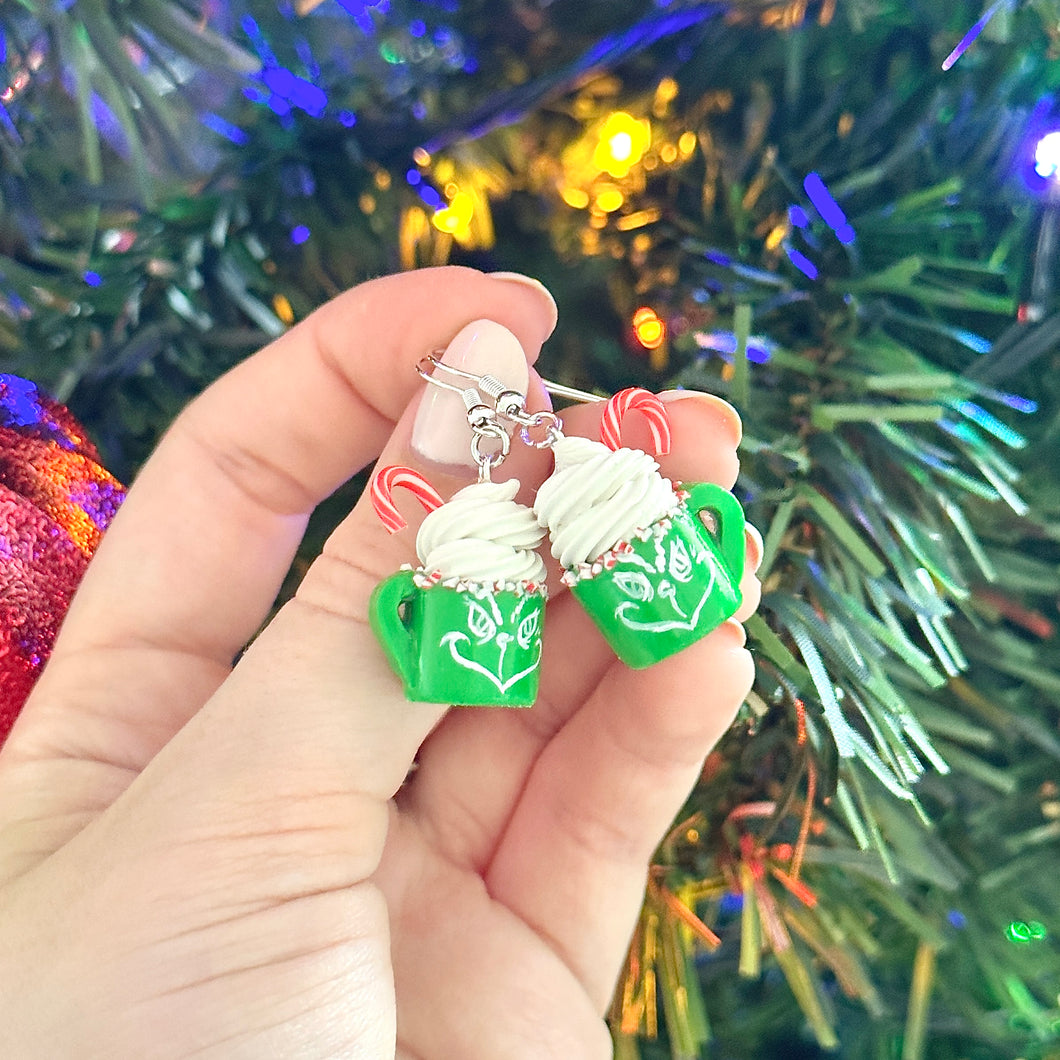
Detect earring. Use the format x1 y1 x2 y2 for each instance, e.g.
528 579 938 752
366 362 547 708
533 387 747 669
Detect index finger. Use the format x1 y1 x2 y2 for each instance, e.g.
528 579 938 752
13 268 556 756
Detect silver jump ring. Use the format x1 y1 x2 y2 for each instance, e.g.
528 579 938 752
518 410 564 449
471 423 511 481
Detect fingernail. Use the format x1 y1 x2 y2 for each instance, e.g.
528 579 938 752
722 618 748 647
657 389 742 446
412 319 529 467
745 522 764 573
488 272 558 335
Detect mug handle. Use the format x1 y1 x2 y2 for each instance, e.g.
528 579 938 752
683 482 746 586
368 568 419 687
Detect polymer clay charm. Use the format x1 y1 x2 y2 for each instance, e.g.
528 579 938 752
369 465 547 707
534 388 746 668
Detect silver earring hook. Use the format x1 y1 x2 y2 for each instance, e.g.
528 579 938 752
540 380 605 405
417 355 512 481
417 353 609 453
418 352 565 450
418 353 526 418
420 351 607 405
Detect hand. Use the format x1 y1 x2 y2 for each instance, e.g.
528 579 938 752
0 267 758 1059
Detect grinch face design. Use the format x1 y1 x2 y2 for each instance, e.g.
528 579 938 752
440 588 544 694
611 531 716 634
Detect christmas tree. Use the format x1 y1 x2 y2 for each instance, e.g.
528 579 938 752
2 1 1060 1056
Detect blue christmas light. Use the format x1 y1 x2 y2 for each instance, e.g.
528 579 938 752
695 330 776 364
804 173 845 229
335 0 388 34
419 185 442 209
1034 131 1060 181
405 168 422 186
788 204 810 228
83 270 102 287
719 891 744 915
804 172 856 244
290 225 311 245
260 66 327 117
949 327 992 354
201 112 249 145
240 15 278 66
785 245 819 280
976 387 1038 414
338 110 358 127
942 0 1012 71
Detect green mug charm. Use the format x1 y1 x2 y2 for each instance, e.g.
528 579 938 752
370 571 545 706
567 482 745 668
369 465 548 707
535 388 746 670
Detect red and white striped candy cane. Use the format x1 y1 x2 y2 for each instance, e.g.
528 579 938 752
599 387 672 455
370 465 444 534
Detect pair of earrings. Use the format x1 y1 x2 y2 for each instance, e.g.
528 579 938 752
368 355 747 708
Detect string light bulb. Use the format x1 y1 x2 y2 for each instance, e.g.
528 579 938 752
432 190 475 235
1034 131 1060 181
594 111 651 179
633 306 666 350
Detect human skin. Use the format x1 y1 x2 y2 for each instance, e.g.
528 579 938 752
0 267 759 1059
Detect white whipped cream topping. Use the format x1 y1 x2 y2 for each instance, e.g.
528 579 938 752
533 435 677 569
416 478 547 585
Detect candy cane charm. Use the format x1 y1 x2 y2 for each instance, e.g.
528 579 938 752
370 465 444 534
600 387 672 456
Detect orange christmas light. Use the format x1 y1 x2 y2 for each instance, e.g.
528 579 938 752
632 306 666 350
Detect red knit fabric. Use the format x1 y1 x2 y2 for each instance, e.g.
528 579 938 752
0 377 124 745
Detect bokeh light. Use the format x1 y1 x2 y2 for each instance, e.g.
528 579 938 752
633 306 665 350
1034 131 1060 180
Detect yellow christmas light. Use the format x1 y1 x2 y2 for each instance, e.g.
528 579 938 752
653 76 679 115
432 190 475 235
595 185 625 213
272 293 295 326
593 111 651 178
560 186 591 209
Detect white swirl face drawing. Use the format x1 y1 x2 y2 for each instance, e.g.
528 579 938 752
612 533 716 634
440 590 543 693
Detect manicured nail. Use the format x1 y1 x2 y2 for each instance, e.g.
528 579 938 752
488 272 558 335
657 388 742 446
745 522 764 573
722 618 748 647
412 319 529 467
